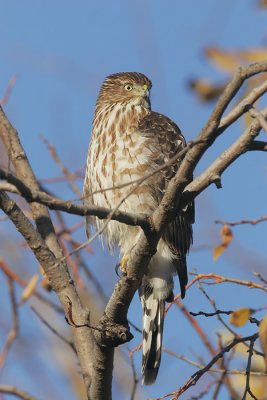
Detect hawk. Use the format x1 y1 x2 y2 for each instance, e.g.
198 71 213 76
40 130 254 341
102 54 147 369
83 72 194 385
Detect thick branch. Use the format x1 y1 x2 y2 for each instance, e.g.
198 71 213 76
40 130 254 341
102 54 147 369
0 105 61 256
0 167 148 228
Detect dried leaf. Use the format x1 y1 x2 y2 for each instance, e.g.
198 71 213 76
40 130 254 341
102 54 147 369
229 307 255 327
19 274 39 305
188 79 226 102
229 374 267 398
239 49 267 63
213 225 233 261
205 46 267 74
205 47 239 73
258 0 267 8
259 315 267 371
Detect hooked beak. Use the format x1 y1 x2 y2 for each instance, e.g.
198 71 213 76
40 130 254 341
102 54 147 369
140 84 149 97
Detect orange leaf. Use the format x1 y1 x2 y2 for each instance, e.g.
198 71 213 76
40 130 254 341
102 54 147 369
189 79 226 102
239 49 267 64
229 307 254 327
213 225 233 261
258 0 267 8
205 47 239 73
259 315 267 371
205 46 267 73
19 274 39 305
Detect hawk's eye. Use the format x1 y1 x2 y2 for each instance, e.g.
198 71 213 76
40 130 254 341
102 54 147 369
124 84 133 91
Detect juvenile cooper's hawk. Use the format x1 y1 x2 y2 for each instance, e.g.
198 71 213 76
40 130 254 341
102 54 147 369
84 72 194 385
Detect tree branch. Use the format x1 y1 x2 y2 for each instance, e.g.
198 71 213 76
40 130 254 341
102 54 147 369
249 140 267 151
158 333 259 400
0 167 149 229
215 216 267 226
0 191 94 399
181 106 267 209
0 385 38 400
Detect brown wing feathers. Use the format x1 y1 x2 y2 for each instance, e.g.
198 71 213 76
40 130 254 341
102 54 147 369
138 111 194 298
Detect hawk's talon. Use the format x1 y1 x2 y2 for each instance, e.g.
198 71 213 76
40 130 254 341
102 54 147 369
115 263 122 277
120 254 129 274
115 254 129 277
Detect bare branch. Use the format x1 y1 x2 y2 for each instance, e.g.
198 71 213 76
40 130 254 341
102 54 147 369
0 75 18 106
129 351 139 400
215 216 267 226
249 140 267 151
0 105 63 259
158 333 259 400
0 385 38 400
0 278 18 370
0 257 63 312
163 347 266 377
181 106 267 211
0 167 149 229
175 299 216 357
31 306 76 352
242 337 258 400
41 136 82 196
189 273 267 292
219 78 267 132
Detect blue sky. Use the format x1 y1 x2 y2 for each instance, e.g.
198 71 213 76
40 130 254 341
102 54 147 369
0 1 267 399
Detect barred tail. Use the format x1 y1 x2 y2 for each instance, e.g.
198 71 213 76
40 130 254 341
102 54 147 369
141 294 165 385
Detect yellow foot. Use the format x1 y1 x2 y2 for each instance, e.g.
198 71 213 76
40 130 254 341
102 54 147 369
120 254 129 274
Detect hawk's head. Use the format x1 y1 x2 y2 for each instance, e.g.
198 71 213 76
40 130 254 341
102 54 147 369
96 72 152 111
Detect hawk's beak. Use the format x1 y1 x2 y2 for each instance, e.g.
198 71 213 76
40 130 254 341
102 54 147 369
141 84 149 97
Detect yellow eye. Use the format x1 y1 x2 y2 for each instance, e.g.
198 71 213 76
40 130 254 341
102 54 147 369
124 83 133 91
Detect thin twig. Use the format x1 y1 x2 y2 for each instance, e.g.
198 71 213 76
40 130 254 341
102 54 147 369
0 257 63 313
155 333 259 399
0 278 19 371
175 299 216 357
215 216 267 226
242 336 258 400
41 136 82 196
189 273 267 292
163 347 266 377
254 272 267 285
0 75 19 106
129 350 139 400
197 283 239 340
31 306 76 353
0 385 38 400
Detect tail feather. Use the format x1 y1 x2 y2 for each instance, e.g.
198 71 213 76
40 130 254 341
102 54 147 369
141 294 165 385
174 255 188 299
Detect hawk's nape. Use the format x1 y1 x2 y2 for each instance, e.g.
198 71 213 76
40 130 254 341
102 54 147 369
83 72 194 385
